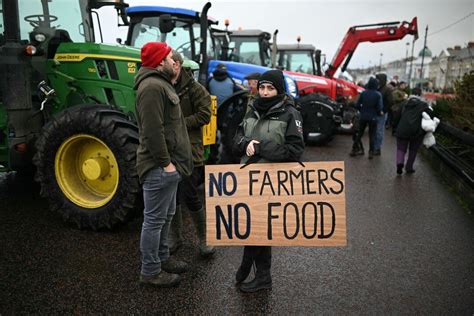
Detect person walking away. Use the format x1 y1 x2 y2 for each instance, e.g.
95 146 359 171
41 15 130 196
391 81 409 134
232 70 305 293
135 42 193 287
349 77 384 158
374 73 393 155
168 51 216 258
208 63 239 108
207 64 240 164
393 87 433 175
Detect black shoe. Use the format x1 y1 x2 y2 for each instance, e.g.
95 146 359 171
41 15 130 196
373 149 381 156
406 168 415 174
349 149 364 157
368 151 374 159
397 163 404 175
161 257 188 274
236 264 252 283
139 271 181 287
239 275 272 293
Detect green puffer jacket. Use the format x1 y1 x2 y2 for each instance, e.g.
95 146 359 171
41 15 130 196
233 96 305 164
134 67 193 181
174 69 211 167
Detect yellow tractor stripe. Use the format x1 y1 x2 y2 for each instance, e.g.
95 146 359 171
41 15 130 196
54 53 141 63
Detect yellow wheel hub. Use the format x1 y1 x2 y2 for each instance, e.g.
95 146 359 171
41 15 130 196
55 134 119 209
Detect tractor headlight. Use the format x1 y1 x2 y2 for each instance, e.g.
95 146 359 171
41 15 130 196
285 76 298 98
34 33 46 42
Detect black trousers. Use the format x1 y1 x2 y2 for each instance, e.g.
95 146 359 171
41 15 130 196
177 165 204 212
241 246 272 277
353 118 377 152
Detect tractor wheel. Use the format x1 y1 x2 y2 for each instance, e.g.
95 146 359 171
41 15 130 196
297 93 338 145
33 104 141 230
217 90 249 164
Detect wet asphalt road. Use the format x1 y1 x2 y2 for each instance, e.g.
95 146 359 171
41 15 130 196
1 133 473 314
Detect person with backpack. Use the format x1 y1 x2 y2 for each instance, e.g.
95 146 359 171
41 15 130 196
394 87 434 175
391 81 409 134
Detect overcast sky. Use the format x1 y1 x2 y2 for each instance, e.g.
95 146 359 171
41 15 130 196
99 0 473 69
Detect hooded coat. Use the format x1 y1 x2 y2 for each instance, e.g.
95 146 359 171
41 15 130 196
395 96 433 140
354 77 383 121
134 67 193 181
376 73 394 113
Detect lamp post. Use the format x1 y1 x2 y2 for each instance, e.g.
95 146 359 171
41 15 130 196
408 38 416 87
379 53 383 72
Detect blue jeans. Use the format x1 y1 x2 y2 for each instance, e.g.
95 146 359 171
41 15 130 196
374 113 387 151
140 167 181 276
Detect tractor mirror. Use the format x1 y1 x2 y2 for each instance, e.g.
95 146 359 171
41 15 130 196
159 15 175 33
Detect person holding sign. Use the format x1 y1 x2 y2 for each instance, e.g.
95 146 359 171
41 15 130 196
232 70 305 293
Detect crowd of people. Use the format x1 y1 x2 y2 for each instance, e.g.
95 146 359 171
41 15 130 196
134 42 303 293
349 74 438 175
133 41 438 293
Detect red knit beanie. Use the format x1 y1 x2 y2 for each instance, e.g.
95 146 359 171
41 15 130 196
141 42 172 68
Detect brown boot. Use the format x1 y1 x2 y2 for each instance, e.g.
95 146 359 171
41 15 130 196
139 271 181 287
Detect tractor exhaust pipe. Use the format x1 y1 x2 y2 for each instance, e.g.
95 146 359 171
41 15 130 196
198 2 212 86
271 29 278 68
315 49 322 76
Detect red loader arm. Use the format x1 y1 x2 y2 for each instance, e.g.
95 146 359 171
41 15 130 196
325 17 418 78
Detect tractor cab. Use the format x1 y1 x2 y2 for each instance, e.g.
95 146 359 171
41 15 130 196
124 5 217 84
216 29 272 67
276 43 318 75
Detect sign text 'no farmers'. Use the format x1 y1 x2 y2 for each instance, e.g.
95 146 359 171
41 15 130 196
205 162 346 246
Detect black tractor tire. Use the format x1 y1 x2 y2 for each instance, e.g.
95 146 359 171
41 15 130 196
33 104 141 230
297 93 338 145
216 90 249 164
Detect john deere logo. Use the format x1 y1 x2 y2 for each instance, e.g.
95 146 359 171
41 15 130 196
56 54 81 61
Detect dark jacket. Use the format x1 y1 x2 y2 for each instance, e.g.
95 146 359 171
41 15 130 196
354 77 383 121
134 66 193 181
395 96 433 140
376 73 393 113
174 69 211 167
233 96 305 164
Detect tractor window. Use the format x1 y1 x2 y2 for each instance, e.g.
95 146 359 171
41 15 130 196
18 0 85 42
130 18 194 60
192 25 216 60
131 23 161 49
279 51 314 74
231 38 261 65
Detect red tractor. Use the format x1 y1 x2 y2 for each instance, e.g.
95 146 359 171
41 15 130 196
217 18 418 143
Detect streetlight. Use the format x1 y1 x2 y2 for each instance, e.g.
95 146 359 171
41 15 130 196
379 53 383 72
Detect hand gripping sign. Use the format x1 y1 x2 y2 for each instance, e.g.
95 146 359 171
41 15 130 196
205 162 346 246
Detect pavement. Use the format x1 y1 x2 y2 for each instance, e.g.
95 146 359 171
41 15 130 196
1 133 473 314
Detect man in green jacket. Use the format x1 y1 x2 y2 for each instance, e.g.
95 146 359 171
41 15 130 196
168 51 216 258
135 42 193 287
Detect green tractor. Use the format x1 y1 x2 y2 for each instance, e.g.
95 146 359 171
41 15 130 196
0 0 201 229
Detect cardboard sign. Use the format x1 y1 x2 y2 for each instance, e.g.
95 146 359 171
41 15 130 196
205 162 346 246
